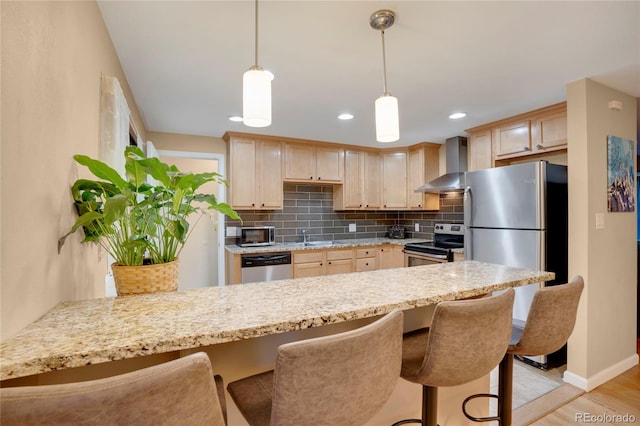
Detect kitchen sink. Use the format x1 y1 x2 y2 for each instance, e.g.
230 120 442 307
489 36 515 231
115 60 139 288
285 240 342 247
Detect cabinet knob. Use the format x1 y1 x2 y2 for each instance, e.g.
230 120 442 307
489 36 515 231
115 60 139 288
261 203 265 206
252 203 255 206
328 261 332 264
523 146 530 151
418 204 422 207
365 263 369 266
310 176 313 180
318 177 321 180
320 263 323 266
360 204 363 207
536 144 543 150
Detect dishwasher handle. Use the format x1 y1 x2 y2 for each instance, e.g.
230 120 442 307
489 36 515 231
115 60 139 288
241 252 292 268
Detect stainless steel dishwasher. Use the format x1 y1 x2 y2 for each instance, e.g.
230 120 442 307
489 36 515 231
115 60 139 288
241 252 292 284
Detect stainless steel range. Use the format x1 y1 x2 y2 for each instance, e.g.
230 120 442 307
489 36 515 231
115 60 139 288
403 223 464 266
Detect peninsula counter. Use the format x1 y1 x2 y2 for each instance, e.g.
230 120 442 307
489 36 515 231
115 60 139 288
1 261 553 382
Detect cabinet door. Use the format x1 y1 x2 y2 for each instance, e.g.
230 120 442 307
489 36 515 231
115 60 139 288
494 121 532 157
355 257 377 272
284 144 315 180
315 147 344 182
378 245 395 269
382 151 408 209
229 138 257 209
293 262 324 278
326 259 353 275
468 129 493 171
343 150 364 208
534 111 567 152
363 152 382 209
407 148 425 209
257 141 283 209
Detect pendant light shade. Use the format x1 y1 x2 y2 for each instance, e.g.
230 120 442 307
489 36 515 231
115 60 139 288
370 10 399 143
243 0 271 128
243 67 271 127
375 94 399 143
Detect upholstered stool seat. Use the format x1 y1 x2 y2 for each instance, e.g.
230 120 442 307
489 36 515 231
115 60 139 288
1 352 227 426
488 276 584 426
227 309 404 426
393 288 515 426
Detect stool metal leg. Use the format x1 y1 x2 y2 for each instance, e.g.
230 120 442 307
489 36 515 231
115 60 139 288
498 353 514 426
391 385 438 426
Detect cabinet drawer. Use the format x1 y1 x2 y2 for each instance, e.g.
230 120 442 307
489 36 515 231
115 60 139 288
356 257 376 271
293 251 324 264
326 249 353 261
356 248 376 258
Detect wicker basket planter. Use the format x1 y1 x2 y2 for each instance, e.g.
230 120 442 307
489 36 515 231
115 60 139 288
111 259 179 296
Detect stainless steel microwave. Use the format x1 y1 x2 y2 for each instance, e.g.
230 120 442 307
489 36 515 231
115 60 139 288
237 226 276 247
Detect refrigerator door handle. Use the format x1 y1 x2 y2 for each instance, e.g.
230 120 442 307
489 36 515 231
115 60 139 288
464 186 472 260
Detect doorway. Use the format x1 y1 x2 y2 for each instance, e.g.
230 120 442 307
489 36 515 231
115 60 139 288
157 151 226 289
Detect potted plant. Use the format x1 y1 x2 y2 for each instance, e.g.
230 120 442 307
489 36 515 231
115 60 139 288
60 145 240 295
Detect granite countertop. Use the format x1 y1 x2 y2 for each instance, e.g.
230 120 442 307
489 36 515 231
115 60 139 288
0 261 552 381
225 237 431 254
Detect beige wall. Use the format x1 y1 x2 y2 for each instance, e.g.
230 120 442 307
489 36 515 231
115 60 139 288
1 1 146 340
566 79 638 389
147 131 226 155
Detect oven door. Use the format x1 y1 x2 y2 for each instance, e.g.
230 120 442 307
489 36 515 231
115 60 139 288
403 250 450 267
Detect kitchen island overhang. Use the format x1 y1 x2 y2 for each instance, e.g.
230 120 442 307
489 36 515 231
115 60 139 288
0 261 554 382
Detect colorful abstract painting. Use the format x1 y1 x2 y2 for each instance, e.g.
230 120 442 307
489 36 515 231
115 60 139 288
607 135 635 212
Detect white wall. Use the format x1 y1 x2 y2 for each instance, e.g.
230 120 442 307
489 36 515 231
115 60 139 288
565 78 638 390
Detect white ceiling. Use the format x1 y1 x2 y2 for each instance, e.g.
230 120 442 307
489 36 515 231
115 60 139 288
98 1 639 148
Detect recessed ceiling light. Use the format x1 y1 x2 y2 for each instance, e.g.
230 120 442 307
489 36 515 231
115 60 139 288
338 113 354 120
228 115 243 122
449 112 467 119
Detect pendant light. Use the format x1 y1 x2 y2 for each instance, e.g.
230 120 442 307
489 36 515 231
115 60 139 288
243 0 271 127
370 10 399 143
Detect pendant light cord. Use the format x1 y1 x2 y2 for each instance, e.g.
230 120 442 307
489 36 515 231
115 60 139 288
380 29 389 95
254 0 259 67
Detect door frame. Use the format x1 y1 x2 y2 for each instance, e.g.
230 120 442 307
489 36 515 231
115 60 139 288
157 150 227 286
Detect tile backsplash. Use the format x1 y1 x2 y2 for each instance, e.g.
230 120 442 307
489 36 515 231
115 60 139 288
224 183 463 245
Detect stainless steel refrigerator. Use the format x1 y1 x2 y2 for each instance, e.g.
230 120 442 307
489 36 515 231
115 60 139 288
464 161 568 367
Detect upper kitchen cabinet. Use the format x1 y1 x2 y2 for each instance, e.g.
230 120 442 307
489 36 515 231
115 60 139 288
334 150 381 210
284 143 344 183
381 151 408 209
408 144 440 210
467 128 493 171
224 134 283 210
466 102 567 165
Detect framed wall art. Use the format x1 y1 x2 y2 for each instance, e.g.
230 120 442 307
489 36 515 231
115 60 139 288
607 135 635 212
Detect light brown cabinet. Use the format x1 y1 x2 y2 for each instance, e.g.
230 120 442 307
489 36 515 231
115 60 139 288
453 251 464 262
466 102 567 165
382 151 408 209
293 248 354 278
334 150 381 210
467 129 493 171
378 245 404 269
284 144 344 183
355 248 377 272
493 120 532 158
407 145 440 210
227 137 283 210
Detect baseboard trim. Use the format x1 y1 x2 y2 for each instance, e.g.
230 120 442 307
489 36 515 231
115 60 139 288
563 353 639 391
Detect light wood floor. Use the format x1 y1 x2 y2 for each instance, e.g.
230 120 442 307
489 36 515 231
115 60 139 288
529 364 640 425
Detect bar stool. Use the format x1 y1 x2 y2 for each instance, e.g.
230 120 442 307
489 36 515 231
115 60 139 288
0 352 227 425
227 309 403 426
464 276 584 426
392 288 515 426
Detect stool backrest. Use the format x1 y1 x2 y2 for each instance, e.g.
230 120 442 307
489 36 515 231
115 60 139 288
0 352 226 426
417 288 515 387
509 275 584 356
270 309 403 426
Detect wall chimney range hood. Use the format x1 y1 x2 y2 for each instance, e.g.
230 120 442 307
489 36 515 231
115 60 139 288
415 136 468 193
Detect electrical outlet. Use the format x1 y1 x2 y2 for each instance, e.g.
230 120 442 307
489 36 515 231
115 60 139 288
415 223 420 232
226 226 238 237
595 213 604 229
349 223 357 232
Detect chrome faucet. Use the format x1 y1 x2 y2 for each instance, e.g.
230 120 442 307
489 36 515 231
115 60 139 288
302 229 309 244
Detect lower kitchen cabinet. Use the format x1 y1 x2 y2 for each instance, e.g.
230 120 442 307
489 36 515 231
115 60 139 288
453 251 465 262
355 248 377 272
378 245 405 269
326 249 355 275
292 251 325 278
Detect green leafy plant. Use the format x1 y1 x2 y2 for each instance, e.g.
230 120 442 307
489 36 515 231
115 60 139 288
60 145 240 266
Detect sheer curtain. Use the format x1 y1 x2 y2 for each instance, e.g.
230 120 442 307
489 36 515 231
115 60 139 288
100 74 131 296
100 74 130 177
